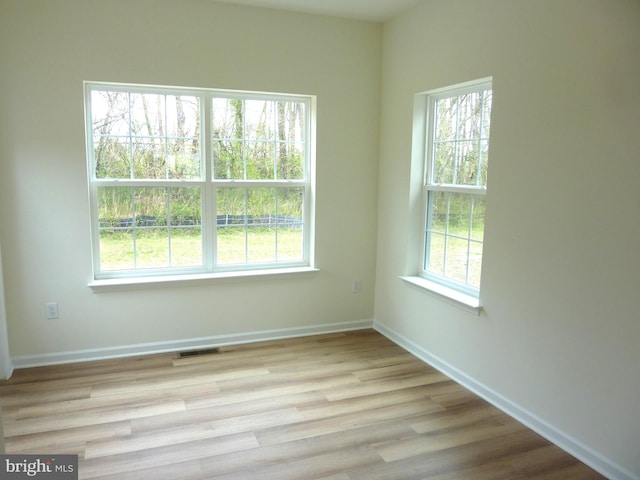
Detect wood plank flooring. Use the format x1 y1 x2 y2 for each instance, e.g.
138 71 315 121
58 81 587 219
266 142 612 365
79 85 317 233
0 330 605 479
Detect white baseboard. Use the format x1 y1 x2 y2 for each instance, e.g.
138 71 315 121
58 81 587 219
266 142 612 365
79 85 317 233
373 320 636 480
11 319 374 370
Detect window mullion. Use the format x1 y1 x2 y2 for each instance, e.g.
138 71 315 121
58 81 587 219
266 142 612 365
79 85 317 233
202 92 215 272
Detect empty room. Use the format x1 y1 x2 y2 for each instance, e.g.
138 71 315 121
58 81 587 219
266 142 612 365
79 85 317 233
0 0 638 479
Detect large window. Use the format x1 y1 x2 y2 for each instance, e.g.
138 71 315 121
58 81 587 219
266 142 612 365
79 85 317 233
85 83 315 280
418 79 492 299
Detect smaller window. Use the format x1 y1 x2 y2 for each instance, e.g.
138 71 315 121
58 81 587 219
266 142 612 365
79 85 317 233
418 79 493 299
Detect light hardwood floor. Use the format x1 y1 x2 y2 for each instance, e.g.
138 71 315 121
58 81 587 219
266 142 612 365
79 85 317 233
0 330 605 479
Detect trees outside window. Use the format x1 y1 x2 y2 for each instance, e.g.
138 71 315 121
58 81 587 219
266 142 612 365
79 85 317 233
85 83 315 280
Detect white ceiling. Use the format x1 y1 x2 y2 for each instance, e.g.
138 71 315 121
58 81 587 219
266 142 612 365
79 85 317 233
211 0 424 22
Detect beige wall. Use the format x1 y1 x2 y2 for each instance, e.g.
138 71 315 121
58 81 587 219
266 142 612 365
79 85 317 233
0 0 380 357
375 0 640 478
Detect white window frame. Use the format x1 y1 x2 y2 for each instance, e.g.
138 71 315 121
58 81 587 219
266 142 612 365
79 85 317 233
84 82 316 284
408 78 492 308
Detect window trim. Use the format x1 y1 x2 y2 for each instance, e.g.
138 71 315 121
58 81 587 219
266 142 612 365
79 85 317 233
84 81 316 282
409 77 492 307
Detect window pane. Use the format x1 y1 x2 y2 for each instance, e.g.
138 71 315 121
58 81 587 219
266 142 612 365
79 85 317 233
246 142 275 180
468 240 483 288
170 227 202 267
278 227 303 261
130 93 165 136
212 98 307 181
433 142 455 184
213 140 243 180
134 187 168 226
276 100 306 180
99 230 134 271
425 190 485 290
245 100 275 141
167 95 201 179
448 193 471 237
429 191 447 233
277 142 304 180
432 89 491 188
169 187 201 227
217 188 247 265
215 187 305 266
455 140 480 186
247 188 276 263
426 232 445 274
91 91 129 137
95 137 131 179
211 98 246 181
132 138 166 179
470 196 485 242
97 187 207 271
247 188 275 221
217 188 246 220
136 229 169 269
92 91 202 180
248 226 276 263
212 98 244 140
445 236 469 284
277 187 304 261
165 95 200 139
481 90 492 139
479 140 489 186
132 188 170 268
278 101 306 141
97 186 133 272
98 186 133 228
435 97 457 142
168 187 202 267
457 91 483 140
277 187 304 223
167 139 200 179
217 226 245 265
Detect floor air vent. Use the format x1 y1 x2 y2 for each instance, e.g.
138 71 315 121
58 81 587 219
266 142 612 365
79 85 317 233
178 347 221 358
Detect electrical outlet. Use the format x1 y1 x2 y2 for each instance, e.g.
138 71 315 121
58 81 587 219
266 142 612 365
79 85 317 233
46 302 59 319
352 279 361 293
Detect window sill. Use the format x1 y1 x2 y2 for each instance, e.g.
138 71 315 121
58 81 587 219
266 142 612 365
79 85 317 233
399 276 482 315
89 267 320 292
